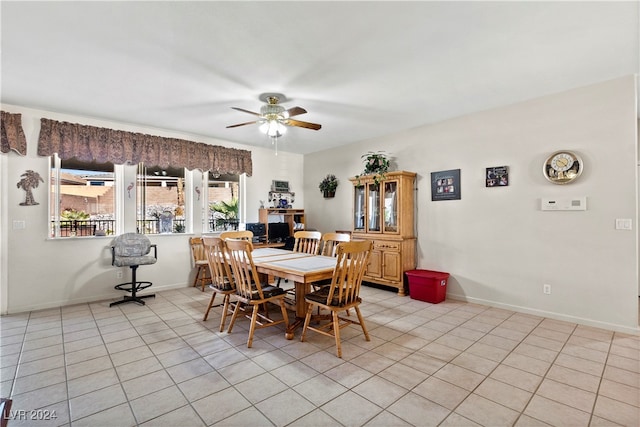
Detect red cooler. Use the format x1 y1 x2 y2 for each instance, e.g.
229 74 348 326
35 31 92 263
405 270 449 303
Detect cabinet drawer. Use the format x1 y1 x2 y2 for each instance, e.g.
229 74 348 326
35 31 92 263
373 241 401 251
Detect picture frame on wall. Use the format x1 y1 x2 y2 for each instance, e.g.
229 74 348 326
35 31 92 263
486 166 509 187
431 169 461 201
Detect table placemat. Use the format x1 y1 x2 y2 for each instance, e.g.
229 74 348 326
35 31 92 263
252 248 292 258
261 256 337 272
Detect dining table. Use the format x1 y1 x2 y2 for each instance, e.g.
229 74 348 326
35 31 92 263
251 247 337 339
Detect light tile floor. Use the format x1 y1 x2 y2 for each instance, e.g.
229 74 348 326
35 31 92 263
1 285 639 427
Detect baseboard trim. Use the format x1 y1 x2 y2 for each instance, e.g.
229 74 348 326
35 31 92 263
447 293 640 335
5 282 189 315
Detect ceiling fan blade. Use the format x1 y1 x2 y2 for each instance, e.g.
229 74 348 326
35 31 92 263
286 106 307 117
286 119 322 130
231 107 262 117
226 120 259 128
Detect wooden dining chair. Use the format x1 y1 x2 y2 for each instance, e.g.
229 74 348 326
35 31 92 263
201 236 237 332
300 240 373 358
320 232 351 257
220 230 253 241
189 237 211 291
276 230 322 290
315 231 353 313
292 230 322 254
225 238 289 348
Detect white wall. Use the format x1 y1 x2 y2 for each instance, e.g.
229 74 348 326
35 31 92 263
2 77 637 333
304 76 639 333
0 105 304 313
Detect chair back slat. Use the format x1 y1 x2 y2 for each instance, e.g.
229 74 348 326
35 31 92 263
220 230 253 241
202 236 234 291
293 230 322 255
225 238 264 300
320 232 351 257
189 237 207 263
325 240 372 306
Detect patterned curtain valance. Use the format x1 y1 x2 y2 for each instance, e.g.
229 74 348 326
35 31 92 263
37 118 252 176
1 111 28 155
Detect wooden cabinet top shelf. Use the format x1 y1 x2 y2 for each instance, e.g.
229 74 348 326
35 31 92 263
349 170 417 183
260 208 305 214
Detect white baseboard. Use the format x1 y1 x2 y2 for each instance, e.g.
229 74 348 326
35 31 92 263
447 293 640 335
5 282 190 315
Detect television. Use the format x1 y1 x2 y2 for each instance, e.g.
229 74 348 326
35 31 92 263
268 222 290 243
245 222 266 243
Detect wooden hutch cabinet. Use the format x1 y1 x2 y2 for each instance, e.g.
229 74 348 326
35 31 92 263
349 170 416 295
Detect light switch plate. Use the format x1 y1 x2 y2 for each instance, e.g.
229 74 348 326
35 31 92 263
12 220 26 229
615 219 632 230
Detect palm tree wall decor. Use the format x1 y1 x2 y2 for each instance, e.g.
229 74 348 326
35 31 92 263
17 169 44 206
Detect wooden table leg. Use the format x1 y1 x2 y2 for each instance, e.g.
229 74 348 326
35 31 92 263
285 281 311 339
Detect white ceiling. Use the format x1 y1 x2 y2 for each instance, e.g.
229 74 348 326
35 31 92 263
1 1 638 155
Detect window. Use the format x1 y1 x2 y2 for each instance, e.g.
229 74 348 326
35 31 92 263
136 164 186 234
206 172 240 232
49 156 243 237
49 155 116 238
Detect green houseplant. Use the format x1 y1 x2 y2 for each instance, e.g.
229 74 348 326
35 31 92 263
356 151 391 185
318 174 338 198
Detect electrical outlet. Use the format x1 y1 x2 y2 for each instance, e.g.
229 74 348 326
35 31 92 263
116 271 123 279
543 284 551 295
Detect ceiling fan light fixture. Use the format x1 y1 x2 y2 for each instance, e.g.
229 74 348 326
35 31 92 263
260 119 286 137
260 103 285 117
227 92 320 154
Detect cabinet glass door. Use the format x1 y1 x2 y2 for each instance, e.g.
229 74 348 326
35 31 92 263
383 180 398 233
353 185 365 231
367 183 381 232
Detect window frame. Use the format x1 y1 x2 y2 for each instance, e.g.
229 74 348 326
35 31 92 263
48 154 121 239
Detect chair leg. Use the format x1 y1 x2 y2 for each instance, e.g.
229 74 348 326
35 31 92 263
193 265 209 291
227 300 243 333
109 293 154 307
192 266 201 288
354 306 370 341
219 294 231 333
247 304 260 348
203 292 216 321
300 303 314 342
332 311 342 358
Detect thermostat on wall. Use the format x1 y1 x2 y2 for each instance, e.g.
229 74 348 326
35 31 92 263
541 196 587 211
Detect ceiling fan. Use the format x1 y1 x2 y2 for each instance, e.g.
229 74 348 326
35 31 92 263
226 93 322 138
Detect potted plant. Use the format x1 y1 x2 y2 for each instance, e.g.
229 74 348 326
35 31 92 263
356 151 391 185
318 174 339 198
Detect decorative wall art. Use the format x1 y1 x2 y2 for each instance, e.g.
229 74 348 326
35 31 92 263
431 169 461 201
17 170 44 206
486 166 509 187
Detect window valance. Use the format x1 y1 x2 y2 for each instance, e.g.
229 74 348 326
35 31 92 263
37 118 252 176
1 111 28 155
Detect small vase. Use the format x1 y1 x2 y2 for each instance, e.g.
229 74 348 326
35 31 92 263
323 191 335 198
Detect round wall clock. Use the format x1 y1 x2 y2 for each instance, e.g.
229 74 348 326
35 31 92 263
543 150 583 184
